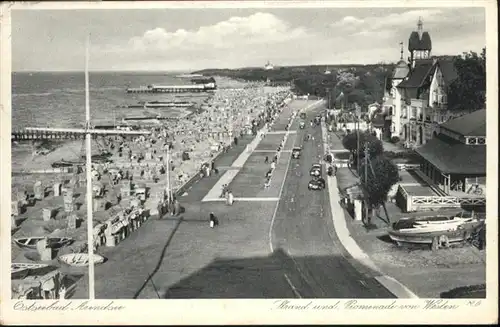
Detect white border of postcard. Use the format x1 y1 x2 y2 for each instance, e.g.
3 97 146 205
1 0 498 325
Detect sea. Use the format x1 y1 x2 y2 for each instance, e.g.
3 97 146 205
12 71 207 130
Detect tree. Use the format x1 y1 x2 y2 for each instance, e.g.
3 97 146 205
447 48 486 111
359 156 400 209
342 131 384 160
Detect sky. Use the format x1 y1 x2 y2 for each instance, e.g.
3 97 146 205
11 5 486 72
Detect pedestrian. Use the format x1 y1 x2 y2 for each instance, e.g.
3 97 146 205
209 212 219 228
157 202 163 219
271 161 276 170
226 191 234 206
334 165 338 176
265 156 269 164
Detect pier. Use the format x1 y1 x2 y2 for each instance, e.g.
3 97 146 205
12 127 151 141
126 83 216 94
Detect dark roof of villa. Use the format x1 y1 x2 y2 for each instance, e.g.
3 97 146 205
440 109 486 136
415 134 486 175
409 31 432 51
436 59 459 85
396 59 435 89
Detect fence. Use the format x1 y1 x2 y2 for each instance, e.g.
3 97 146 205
396 163 420 171
397 185 462 212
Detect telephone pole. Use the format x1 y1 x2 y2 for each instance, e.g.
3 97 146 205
356 113 360 174
364 146 369 224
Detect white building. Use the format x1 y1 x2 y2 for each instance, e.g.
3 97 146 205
382 18 459 145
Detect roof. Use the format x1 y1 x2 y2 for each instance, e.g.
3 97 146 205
440 109 486 136
384 77 392 92
408 31 432 51
415 134 486 174
392 60 410 79
436 59 458 85
397 59 435 89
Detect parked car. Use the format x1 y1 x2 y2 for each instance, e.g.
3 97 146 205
308 177 326 190
292 147 302 159
310 163 322 177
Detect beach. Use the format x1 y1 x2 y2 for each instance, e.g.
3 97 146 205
11 75 292 298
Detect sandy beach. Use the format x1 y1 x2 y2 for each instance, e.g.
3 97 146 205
11 77 292 295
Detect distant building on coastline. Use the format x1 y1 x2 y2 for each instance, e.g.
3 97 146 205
264 61 274 70
382 17 475 147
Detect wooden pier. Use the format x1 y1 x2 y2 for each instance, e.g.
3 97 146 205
12 127 151 141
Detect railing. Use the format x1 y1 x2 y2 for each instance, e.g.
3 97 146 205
397 185 465 212
458 197 486 206
409 195 459 212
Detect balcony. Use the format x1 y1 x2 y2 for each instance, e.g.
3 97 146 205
432 101 448 110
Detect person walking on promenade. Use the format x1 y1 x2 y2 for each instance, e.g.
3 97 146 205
209 212 219 228
265 156 269 164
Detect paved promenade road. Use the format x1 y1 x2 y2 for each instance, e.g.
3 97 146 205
71 99 394 299
270 102 395 298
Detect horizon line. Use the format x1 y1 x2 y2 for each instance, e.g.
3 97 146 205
12 62 401 74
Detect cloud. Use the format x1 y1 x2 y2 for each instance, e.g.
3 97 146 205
331 9 444 34
128 12 308 52
334 15 365 26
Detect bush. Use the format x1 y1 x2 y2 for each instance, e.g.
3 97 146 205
390 136 400 143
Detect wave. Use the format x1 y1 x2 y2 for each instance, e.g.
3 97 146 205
61 86 126 94
13 92 52 97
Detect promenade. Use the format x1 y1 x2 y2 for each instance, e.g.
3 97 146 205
69 99 310 298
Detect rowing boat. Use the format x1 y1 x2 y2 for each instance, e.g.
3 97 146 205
11 263 49 279
13 237 74 250
58 253 105 267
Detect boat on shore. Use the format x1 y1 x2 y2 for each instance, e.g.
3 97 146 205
14 237 74 250
11 263 49 279
51 159 84 168
388 214 484 247
51 155 112 168
58 253 105 267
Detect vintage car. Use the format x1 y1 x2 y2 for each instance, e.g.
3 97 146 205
300 112 307 119
292 147 302 159
309 163 322 177
308 177 326 190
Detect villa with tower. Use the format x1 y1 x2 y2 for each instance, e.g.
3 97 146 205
383 18 464 146
382 18 486 212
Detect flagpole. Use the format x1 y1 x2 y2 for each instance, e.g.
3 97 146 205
85 34 96 300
